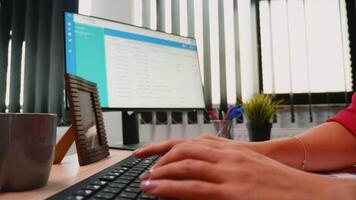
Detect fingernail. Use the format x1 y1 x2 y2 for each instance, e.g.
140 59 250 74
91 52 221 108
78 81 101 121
139 171 151 180
151 162 160 169
141 180 159 192
140 168 154 180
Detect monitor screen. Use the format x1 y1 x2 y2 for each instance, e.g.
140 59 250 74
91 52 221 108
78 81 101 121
64 12 205 110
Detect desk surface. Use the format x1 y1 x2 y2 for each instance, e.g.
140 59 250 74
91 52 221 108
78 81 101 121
0 150 132 200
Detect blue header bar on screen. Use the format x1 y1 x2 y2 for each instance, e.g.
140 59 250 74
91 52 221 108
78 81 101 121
104 29 197 51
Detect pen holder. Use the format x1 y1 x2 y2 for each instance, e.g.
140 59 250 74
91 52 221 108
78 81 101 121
212 120 234 140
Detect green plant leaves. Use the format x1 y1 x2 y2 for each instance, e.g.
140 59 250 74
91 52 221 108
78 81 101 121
242 94 283 123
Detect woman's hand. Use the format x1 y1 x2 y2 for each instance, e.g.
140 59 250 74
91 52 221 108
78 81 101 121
133 133 237 158
135 136 340 200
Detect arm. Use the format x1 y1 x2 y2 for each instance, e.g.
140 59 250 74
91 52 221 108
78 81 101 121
138 139 356 200
136 121 356 172
244 122 356 171
135 122 356 171
134 125 356 199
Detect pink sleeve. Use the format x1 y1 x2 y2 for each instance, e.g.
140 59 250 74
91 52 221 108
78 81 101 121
327 92 356 136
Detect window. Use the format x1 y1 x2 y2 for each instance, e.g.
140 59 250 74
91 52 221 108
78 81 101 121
259 0 352 98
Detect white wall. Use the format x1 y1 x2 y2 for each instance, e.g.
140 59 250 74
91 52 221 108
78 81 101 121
80 0 135 23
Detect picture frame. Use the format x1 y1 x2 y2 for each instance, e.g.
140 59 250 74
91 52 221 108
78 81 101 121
64 74 110 166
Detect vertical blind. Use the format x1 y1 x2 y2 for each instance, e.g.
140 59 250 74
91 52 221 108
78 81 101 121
0 0 78 121
3 0 354 125
260 0 352 95
133 0 245 109
131 0 354 125
129 0 255 124
346 0 356 90
258 0 354 124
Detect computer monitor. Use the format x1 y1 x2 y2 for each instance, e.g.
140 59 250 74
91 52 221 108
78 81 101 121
64 12 205 149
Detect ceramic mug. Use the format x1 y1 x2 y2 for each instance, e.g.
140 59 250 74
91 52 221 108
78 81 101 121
0 113 57 191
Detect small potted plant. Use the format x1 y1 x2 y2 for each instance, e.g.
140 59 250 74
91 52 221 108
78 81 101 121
241 93 283 142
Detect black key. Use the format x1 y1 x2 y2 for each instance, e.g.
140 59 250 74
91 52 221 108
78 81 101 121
124 186 141 193
92 180 108 186
130 169 143 174
100 175 117 181
119 176 133 180
138 193 157 200
118 192 138 199
85 184 102 191
133 167 146 171
103 187 121 194
114 197 131 200
65 196 85 200
114 179 130 184
121 163 134 168
108 172 122 177
95 192 115 199
129 182 140 188
117 167 129 171
141 161 151 165
75 189 94 197
134 164 147 167
113 169 126 174
126 172 139 177
109 183 126 189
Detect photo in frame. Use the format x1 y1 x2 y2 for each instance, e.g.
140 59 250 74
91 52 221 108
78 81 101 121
64 74 110 166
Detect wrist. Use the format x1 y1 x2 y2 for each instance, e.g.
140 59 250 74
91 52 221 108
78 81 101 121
240 137 306 169
239 141 271 156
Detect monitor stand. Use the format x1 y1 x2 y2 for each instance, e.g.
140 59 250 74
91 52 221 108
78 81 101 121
109 111 146 151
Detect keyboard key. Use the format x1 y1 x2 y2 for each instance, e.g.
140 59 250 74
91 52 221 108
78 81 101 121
143 160 152 164
95 192 115 199
119 166 131 170
119 176 133 180
114 179 130 184
130 169 143 174
108 172 122 177
129 182 140 188
138 193 158 200
92 180 108 186
65 195 85 200
124 186 141 193
125 172 139 177
133 179 141 184
118 191 138 199
85 184 102 191
103 187 121 194
109 183 126 189
75 189 94 197
100 175 117 181
133 167 146 171
113 169 126 174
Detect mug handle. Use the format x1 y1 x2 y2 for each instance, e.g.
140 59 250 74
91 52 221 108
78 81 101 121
0 116 11 190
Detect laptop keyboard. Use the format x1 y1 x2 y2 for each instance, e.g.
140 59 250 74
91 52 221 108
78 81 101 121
47 156 160 200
